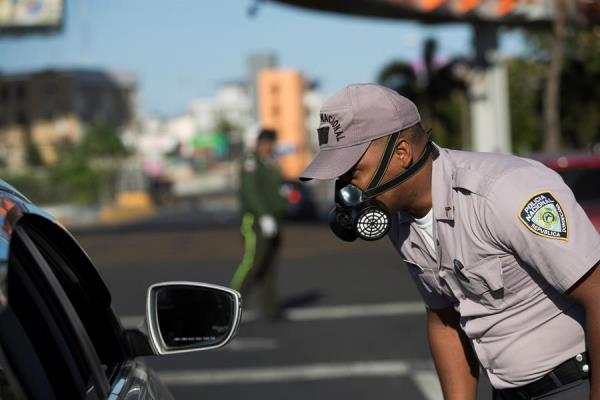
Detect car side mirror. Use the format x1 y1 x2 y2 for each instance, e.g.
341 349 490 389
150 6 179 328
124 282 242 356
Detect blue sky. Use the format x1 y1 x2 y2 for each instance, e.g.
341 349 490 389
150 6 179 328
0 0 526 116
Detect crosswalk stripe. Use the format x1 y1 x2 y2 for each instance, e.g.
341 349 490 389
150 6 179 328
412 371 444 400
119 301 426 327
225 337 279 351
157 360 443 400
158 360 411 386
288 301 425 321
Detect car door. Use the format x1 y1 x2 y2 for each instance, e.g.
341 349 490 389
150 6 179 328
0 219 110 399
18 215 177 400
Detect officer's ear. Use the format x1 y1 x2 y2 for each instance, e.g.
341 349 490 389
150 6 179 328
393 138 414 170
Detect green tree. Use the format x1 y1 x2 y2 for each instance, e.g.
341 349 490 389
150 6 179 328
214 116 239 158
79 124 129 157
377 62 419 103
506 58 545 154
509 27 600 153
559 28 600 149
377 38 469 149
25 143 44 167
49 145 107 204
49 124 129 204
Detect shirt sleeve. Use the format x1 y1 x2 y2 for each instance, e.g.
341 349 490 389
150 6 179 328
485 163 600 293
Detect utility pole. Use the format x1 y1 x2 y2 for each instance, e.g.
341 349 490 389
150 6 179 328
543 0 568 153
469 24 512 154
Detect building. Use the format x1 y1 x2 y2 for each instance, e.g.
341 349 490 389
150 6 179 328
247 53 278 119
189 81 252 135
258 69 314 179
186 65 323 179
0 68 137 170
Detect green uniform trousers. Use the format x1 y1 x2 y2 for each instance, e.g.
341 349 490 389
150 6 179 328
231 213 281 318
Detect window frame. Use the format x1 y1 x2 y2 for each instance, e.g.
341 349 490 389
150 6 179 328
7 224 110 399
19 217 129 370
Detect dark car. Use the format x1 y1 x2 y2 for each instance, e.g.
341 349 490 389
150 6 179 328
0 180 241 399
281 180 318 220
534 154 600 232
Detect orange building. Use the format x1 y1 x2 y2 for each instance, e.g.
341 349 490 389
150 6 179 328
258 69 310 179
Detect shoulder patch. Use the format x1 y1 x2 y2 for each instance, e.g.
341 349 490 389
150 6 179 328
243 158 256 172
519 191 568 240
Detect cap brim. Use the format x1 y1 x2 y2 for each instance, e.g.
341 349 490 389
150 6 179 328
299 141 370 181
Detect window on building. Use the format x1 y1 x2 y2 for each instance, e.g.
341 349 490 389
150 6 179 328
16 111 29 127
0 85 8 103
44 82 57 96
15 83 26 103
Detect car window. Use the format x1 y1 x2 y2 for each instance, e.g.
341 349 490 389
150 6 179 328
556 169 600 204
19 217 128 374
5 224 109 399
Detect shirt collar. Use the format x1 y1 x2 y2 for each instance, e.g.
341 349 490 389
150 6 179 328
431 144 455 221
397 142 454 224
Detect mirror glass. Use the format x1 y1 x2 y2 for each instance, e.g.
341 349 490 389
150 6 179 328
155 285 236 350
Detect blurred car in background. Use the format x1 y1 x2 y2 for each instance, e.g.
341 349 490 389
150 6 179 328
0 179 241 399
534 154 600 232
281 180 318 220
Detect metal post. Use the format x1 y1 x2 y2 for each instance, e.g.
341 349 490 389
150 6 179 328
469 24 512 153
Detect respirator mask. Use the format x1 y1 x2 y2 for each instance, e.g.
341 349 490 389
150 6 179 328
329 132 434 242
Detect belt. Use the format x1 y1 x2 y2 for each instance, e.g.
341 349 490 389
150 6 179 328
496 352 590 400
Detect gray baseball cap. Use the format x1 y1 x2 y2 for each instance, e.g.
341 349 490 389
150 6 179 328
300 83 421 181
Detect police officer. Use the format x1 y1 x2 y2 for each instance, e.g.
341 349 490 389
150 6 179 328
300 84 600 399
231 128 287 321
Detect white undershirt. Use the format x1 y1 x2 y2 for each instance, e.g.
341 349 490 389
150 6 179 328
413 209 435 254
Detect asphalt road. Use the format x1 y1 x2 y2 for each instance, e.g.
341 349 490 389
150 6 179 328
76 221 492 400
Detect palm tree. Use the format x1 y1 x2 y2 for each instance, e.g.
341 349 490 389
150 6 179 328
377 61 420 103
377 38 469 148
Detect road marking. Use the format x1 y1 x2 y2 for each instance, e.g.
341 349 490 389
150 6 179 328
287 301 424 321
412 371 444 400
157 360 443 400
109 317 279 352
158 360 411 386
119 316 144 327
225 337 279 351
119 301 425 327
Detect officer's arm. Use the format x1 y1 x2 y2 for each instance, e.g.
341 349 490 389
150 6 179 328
427 307 479 400
484 167 600 398
566 261 600 400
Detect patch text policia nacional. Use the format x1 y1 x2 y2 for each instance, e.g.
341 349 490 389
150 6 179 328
519 191 568 240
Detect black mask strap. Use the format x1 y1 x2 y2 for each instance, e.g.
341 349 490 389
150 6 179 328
367 131 400 190
363 141 433 199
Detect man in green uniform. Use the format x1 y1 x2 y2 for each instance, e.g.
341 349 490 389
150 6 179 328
231 129 287 321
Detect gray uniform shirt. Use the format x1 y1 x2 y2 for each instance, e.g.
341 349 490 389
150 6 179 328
389 145 600 389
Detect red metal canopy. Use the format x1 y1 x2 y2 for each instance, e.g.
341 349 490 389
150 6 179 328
271 0 600 26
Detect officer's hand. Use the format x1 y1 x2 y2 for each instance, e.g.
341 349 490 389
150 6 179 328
259 215 278 238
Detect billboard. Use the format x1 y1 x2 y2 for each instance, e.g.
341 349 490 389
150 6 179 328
273 0 600 26
0 0 64 33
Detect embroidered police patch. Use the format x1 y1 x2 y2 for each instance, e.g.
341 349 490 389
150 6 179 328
519 192 568 240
